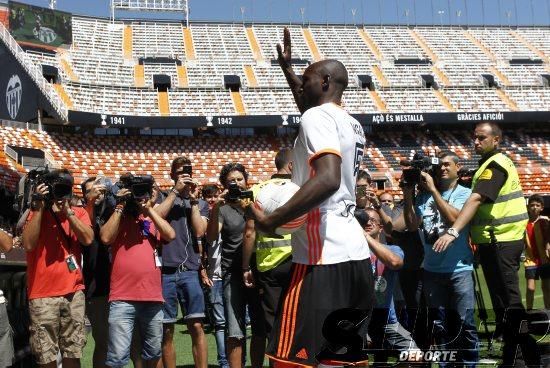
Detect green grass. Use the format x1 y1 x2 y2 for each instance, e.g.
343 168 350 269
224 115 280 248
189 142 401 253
81 264 548 367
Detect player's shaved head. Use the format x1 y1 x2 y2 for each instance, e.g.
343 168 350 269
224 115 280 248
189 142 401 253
300 59 349 110
311 59 349 91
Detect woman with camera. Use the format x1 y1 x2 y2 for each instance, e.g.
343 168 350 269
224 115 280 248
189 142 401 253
206 163 266 368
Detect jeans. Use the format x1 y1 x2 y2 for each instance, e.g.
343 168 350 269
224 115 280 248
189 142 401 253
423 270 479 367
205 280 229 368
106 301 163 368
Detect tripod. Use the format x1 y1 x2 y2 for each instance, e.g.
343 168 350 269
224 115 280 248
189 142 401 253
472 263 493 351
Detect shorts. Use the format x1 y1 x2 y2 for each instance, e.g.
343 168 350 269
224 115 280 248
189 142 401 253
106 301 163 367
267 259 374 367
0 301 14 368
29 290 87 364
161 270 206 323
257 257 292 335
222 270 266 339
525 265 550 280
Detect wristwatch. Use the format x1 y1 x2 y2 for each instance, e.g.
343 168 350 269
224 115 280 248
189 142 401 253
446 227 459 239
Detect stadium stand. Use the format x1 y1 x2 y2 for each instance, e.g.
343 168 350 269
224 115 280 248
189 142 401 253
0 13 548 198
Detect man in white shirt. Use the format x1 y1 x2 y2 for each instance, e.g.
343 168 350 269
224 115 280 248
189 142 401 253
251 28 373 368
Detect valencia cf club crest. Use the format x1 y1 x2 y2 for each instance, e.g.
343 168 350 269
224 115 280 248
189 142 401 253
6 75 22 120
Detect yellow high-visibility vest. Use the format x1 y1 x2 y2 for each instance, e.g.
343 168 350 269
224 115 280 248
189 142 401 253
470 152 528 244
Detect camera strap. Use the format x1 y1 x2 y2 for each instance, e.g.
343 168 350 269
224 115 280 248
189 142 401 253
50 208 73 253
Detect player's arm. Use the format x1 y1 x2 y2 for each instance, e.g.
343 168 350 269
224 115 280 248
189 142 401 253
254 154 341 232
277 27 305 113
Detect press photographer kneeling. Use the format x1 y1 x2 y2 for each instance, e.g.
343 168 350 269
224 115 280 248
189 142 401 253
22 168 94 368
99 173 175 368
402 151 479 367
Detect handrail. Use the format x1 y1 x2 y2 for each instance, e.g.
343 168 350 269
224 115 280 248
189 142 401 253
0 22 68 122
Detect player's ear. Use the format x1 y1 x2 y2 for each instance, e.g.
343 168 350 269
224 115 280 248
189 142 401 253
322 74 330 90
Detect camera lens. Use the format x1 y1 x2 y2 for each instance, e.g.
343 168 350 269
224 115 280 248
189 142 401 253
52 183 73 200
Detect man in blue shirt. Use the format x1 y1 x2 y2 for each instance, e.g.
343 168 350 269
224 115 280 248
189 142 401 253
357 208 419 365
155 157 210 368
403 151 478 367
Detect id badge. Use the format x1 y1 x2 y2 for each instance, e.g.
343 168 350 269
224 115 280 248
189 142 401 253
66 254 79 272
154 249 162 268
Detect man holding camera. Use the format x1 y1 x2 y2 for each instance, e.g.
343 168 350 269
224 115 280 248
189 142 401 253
22 169 94 368
100 174 175 368
435 122 535 367
154 157 210 368
403 151 478 366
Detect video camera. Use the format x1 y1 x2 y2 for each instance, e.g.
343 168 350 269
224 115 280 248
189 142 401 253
400 152 440 188
458 167 477 188
17 167 74 211
225 182 254 203
115 174 154 201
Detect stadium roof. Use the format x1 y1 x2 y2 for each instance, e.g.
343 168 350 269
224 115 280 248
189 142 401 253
5 0 550 27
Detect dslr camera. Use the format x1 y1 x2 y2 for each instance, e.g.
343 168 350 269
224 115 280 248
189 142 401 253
400 152 440 188
225 182 254 203
115 174 154 202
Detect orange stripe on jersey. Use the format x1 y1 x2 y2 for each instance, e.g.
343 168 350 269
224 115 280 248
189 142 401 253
308 209 322 265
277 264 302 356
308 149 342 166
283 264 307 359
280 265 304 357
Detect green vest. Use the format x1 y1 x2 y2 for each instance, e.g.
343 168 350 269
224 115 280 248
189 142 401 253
252 178 292 272
470 152 528 244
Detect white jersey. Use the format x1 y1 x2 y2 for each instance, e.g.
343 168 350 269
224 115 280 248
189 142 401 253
291 103 370 265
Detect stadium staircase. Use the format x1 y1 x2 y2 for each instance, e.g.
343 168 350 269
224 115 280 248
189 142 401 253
123 25 133 60
495 89 518 111
134 64 145 87
433 90 455 111
230 91 246 115
158 91 170 116
409 30 439 62
244 65 259 87
177 65 189 87
369 91 387 112
371 65 389 88
489 66 511 86
463 31 497 61
302 28 322 62
246 27 263 62
432 66 451 87
183 27 196 60
52 84 74 109
509 31 548 62
357 29 382 60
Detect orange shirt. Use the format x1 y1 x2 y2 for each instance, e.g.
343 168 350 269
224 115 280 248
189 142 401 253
26 207 91 300
525 216 550 268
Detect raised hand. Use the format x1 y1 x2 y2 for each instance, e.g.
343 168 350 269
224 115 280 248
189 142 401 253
276 27 292 68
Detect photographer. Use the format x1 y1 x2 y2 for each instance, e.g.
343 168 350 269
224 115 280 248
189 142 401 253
0 228 14 368
99 173 175 368
22 169 94 368
403 151 478 366
153 157 210 368
206 163 265 368
356 208 419 365
434 122 535 366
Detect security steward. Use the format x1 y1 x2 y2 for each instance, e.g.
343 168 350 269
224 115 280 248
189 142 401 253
434 122 537 367
242 148 293 335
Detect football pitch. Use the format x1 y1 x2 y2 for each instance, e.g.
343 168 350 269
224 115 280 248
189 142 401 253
80 264 547 368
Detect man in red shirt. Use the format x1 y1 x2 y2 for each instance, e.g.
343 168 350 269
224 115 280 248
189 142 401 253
22 169 94 368
100 175 175 368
